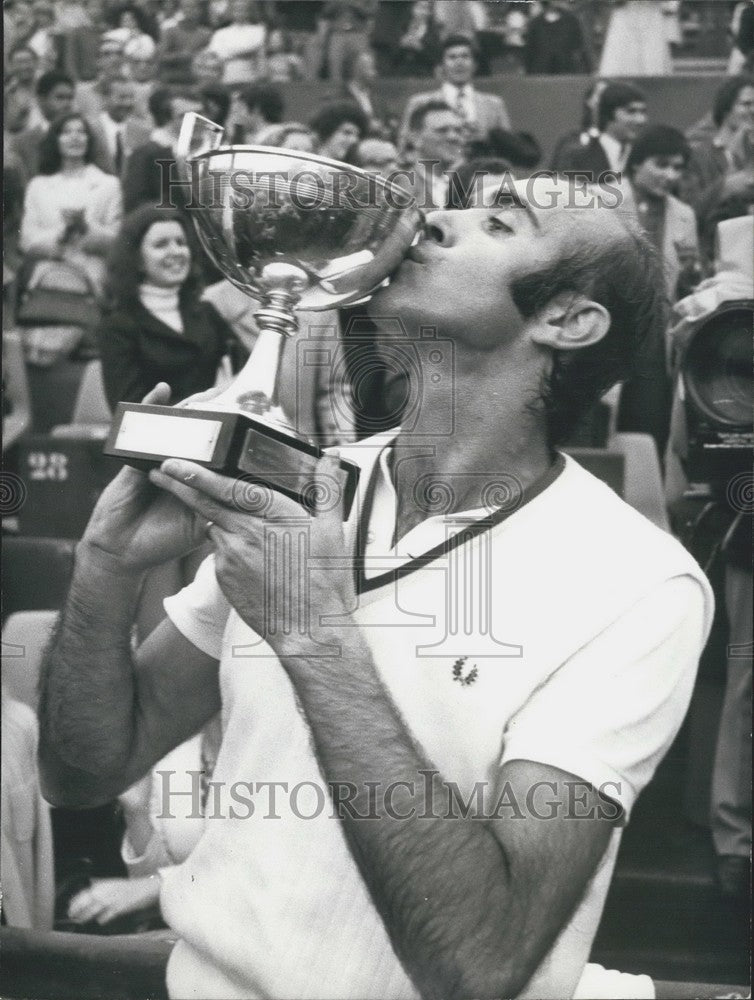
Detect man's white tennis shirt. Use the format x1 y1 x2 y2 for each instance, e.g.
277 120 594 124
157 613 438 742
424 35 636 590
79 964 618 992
160 434 713 999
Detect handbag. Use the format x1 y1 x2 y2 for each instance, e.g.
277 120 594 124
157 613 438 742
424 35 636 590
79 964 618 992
17 259 101 329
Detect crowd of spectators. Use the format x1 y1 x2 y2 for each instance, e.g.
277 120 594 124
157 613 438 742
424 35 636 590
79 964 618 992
2 0 752 959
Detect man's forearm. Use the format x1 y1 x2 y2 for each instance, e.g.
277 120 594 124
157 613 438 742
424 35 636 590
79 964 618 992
277 627 520 1000
38 543 144 806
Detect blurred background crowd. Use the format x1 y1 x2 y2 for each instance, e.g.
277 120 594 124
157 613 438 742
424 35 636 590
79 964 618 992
1 1 752 995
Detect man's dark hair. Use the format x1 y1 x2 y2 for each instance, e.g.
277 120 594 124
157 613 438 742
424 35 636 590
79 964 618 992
466 128 541 170
712 74 754 127
511 216 665 447
408 99 455 134
625 125 691 176
36 71 74 99
597 82 646 131
105 206 203 309
440 33 477 58
38 113 95 174
309 101 368 141
238 82 284 123
198 83 231 126
447 158 512 209
147 86 198 127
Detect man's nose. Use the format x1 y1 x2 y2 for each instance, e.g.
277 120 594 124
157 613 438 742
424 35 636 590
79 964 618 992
423 210 474 246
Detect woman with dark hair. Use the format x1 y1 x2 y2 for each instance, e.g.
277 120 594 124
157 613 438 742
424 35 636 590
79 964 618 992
309 101 368 162
20 112 122 293
98 206 236 409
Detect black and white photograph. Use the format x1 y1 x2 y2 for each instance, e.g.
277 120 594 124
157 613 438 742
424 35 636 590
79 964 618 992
1 1 752 998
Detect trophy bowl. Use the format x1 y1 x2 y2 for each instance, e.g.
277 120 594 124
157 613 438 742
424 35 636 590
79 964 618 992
105 115 423 518
180 116 422 312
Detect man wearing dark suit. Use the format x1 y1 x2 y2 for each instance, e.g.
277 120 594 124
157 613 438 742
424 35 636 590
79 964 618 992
399 34 511 150
551 81 647 181
87 77 152 177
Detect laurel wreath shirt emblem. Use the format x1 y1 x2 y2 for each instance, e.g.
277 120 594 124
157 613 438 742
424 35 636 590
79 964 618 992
452 657 479 687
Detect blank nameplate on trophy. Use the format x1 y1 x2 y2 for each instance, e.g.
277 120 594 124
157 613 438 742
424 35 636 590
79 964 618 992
105 402 359 516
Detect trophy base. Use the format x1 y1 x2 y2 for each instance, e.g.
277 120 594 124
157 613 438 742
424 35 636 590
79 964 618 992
104 402 359 518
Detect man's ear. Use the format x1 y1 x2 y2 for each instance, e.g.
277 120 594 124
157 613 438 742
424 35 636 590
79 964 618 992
529 293 610 351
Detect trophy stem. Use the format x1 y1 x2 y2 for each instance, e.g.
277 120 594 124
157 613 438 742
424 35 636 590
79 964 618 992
208 263 308 424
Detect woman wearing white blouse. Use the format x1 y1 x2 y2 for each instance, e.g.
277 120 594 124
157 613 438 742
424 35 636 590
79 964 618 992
20 112 123 295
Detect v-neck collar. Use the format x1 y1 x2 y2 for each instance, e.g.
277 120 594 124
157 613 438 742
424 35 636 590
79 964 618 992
352 439 565 595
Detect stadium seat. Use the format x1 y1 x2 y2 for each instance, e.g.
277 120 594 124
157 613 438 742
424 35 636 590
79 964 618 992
1 536 75 620
2 610 58 709
51 360 112 440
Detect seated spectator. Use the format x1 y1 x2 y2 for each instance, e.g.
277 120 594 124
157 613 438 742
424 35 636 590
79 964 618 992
265 28 304 82
1 692 55 931
157 0 212 86
398 34 511 150
208 0 267 88
75 34 128 120
101 2 154 49
98 206 234 408
523 0 591 74
20 112 123 295
228 81 284 144
7 45 45 130
617 125 698 461
122 87 203 213
401 100 465 208
123 34 158 120
87 76 152 176
10 70 78 178
256 121 317 152
552 81 648 180
309 100 368 163
337 48 389 138
7 40 40 86
354 136 399 175
190 46 225 86
683 75 754 219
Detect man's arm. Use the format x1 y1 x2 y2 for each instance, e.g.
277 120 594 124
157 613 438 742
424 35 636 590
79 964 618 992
275 630 613 1000
38 556 220 808
38 384 221 808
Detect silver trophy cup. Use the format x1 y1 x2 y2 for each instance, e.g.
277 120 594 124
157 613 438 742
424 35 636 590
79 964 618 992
105 113 422 516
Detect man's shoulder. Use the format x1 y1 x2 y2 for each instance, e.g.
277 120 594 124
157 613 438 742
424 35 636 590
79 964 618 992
549 455 709 587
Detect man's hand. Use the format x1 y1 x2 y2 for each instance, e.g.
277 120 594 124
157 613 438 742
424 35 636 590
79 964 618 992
81 384 211 574
67 876 160 926
148 452 355 650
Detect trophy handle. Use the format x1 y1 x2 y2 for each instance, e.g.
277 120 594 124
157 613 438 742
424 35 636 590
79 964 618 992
176 113 225 178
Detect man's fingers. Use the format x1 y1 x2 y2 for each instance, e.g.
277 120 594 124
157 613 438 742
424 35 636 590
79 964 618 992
155 460 238 507
149 467 229 526
140 382 171 406
315 451 346 522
